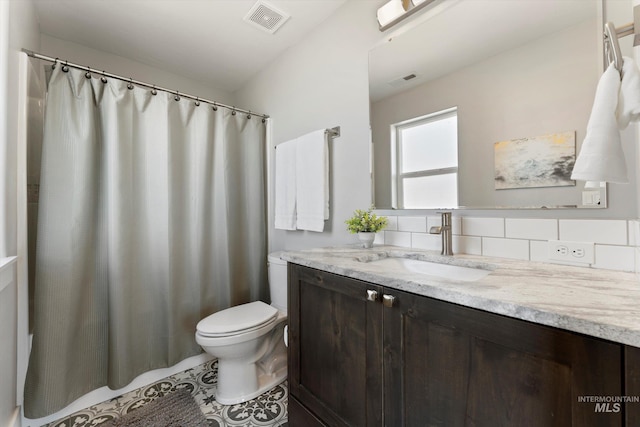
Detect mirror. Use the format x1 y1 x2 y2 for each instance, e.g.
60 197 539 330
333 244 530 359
369 0 606 209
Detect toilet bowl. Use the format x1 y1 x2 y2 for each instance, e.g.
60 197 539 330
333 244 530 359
195 253 288 405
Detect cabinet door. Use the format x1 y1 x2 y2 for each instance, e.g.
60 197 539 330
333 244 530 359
288 264 384 427
383 288 622 427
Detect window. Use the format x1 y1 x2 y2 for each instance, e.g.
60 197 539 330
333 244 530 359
392 108 458 209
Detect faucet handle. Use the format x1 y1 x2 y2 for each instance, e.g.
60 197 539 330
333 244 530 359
429 226 443 234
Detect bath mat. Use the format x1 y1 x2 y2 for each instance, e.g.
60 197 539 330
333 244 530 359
102 388 208 427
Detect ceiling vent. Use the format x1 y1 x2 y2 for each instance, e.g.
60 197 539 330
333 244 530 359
388 73 420 87
243 0 291 35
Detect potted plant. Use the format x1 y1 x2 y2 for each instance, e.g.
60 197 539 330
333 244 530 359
345 207 388 248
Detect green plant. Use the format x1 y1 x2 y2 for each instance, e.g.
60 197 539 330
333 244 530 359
345 207 388 234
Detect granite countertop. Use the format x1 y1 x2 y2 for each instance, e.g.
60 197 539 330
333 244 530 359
280 245 640 348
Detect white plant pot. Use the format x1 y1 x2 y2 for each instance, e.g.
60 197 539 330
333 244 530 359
357 232 376 249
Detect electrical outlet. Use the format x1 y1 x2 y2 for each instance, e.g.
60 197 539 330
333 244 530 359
548 240 594 264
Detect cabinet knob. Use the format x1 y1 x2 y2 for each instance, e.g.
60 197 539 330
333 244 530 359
366 289 379 302
382 294 396 307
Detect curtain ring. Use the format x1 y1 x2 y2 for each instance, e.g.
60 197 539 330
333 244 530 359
212 103 218 111
174 91 180 101
127 78 134 90
85 66 92 79
100 71 108 84
151 85 157 95
62 60 69 73
51 58 59 70
262 118 266 123
247 111 252 120
195 97 200 107
231 108 237 116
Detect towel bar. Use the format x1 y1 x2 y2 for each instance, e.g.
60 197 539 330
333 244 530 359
604 5 640 75
325 126 340 138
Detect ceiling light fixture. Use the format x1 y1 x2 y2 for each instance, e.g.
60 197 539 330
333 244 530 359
377 0 438 32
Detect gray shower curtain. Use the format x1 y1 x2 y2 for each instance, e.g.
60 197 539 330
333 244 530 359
24 67 268 418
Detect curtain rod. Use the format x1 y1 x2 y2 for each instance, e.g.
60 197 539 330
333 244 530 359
22 49 270 120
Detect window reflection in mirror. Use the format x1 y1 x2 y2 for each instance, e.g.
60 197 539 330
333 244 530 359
393 108 458 208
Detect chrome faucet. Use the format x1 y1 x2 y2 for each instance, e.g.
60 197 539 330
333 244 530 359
429 212 453 256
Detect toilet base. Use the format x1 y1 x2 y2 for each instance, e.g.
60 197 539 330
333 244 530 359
215 360 287 405
213 319 288 405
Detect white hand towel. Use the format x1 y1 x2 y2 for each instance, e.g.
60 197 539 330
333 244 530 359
295 129 329 232
274 139 297 230
617 56 640 129
571 63 628 183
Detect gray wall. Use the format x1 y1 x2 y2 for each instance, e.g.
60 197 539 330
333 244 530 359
236 0 382 251
40 35 235 105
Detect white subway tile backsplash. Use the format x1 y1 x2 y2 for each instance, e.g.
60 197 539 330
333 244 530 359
411 233 441 251
398 216 427 233
452 217 462 235
462 217 504 238
427 215 462 235
628 220 640 247
453 235 482 255
375 214 638 273
559 219 627 245
374 232 385 245
506 218 557 241
482 237 529 260
384 231 411 248
594 245 635 272
384 216 398 231
529 240 549 262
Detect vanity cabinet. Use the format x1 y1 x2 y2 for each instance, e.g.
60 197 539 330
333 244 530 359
288 263 384 426
288 263 636 427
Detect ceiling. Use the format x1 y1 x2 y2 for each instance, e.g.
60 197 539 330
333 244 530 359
33 0 348 92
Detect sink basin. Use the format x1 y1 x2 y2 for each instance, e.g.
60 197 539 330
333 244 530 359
367 257 492 282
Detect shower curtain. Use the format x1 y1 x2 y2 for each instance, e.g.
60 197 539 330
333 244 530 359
24 67 268 418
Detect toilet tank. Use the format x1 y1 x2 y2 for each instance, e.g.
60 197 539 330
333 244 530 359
268 252 288 313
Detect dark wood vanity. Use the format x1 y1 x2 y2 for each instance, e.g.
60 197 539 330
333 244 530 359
288 263 640 426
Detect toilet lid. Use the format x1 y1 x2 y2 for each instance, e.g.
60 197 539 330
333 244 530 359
196 301 278 337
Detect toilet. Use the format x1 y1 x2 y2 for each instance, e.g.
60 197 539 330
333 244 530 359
195 252 288 405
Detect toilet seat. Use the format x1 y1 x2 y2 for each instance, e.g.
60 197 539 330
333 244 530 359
196 301 278 338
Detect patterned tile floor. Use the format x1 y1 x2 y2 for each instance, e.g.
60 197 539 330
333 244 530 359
46 359 288 427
